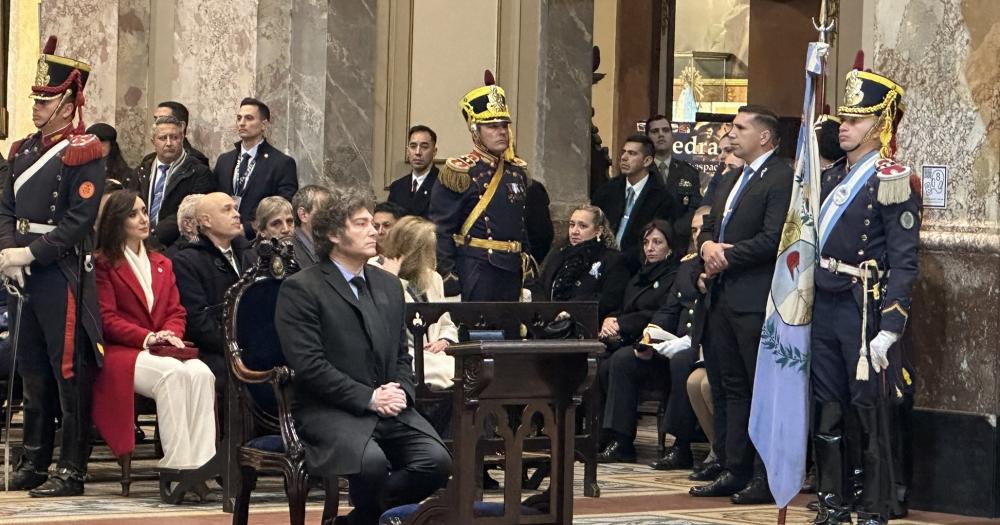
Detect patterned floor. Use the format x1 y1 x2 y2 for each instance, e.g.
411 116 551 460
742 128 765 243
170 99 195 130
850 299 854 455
0 418 991 524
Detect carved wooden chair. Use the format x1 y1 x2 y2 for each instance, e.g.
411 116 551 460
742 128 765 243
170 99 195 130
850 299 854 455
222 239 339 524
405 302 603 498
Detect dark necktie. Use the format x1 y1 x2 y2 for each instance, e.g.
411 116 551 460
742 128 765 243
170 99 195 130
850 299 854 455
350 276 385 384
411 177 419 194
720 165 755 243
235 152 251 196
150 164 169 225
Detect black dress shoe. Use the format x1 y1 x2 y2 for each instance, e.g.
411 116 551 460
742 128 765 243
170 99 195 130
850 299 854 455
9 466 48 491
856 514 887 525
689 470 746 497
688 460 723 481
650 446 694 470
596 440 636 463
28 471 84 497
730 476 774 504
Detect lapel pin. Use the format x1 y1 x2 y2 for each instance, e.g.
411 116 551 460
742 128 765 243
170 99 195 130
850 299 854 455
157 267 163 273
263 153 269 159
654 281 660 289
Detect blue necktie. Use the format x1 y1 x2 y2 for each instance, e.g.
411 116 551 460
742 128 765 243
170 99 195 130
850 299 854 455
235 153 251 196
150 164 168 225
615 186 636 246
719 166 754 243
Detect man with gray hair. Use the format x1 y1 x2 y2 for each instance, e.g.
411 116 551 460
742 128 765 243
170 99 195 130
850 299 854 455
290 184 332 268
129 115 215 248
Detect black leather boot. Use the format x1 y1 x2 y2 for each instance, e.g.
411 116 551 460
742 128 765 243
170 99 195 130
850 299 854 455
812 492 852 524
29 468 85 497
9 460 48 491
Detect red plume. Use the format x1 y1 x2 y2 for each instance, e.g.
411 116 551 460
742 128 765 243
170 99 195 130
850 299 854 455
42 35 57 55
853 50 864 70
484 70 496 86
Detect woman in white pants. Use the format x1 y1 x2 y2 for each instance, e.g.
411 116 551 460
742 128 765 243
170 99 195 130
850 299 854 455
92 190 216 492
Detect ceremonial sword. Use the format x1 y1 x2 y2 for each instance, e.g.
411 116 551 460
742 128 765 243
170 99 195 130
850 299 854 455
2 277 27 491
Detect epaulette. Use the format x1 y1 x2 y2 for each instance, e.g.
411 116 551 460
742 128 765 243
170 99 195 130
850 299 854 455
62 134 103 167
874 158 912 205
439 159 472 194
7 139 25 160
681 252 698 262
509 156 528 169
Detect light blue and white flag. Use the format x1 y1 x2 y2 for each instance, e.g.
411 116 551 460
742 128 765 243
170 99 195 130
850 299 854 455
748 41 827 509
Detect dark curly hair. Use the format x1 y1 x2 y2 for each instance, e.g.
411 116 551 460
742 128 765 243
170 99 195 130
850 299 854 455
312 186 375 260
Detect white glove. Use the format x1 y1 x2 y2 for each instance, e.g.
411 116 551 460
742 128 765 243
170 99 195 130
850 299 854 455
655 335 692 359
868 330 899 373
1 265 28 288
0 247 35 271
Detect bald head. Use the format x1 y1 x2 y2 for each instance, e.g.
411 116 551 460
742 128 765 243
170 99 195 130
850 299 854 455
196 192 243 246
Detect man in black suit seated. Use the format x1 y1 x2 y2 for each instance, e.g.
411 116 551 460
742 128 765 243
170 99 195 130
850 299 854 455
689 105 793 504
213 97 298 238
275 186 450 525
592 134 680 267
129 115 215 248
290 184 332 269
387 125 439 219
152 101 209 166
171 192 250 385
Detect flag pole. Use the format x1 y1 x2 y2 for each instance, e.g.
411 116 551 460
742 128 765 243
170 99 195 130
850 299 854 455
773 4 833 525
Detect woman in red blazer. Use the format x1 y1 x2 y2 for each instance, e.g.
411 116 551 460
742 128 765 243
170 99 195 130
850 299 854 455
93 190 216 476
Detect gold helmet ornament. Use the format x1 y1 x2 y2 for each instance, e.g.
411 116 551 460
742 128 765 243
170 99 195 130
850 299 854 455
460 70 517 161
838 51 911 205
30 36 92 134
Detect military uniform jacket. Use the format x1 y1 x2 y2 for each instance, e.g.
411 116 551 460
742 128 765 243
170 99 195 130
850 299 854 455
652 157 702 238
428 146 529 276
0 131 106 362
818 157 920 334
648 254 705 347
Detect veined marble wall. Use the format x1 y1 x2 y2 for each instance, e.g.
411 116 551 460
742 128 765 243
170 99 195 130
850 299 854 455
35 0 594 205
872 0 1000 414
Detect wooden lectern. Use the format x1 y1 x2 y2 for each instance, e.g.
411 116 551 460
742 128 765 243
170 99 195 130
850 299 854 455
404 339 602 525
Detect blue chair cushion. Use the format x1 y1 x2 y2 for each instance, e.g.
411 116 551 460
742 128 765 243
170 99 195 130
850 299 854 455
245 434 284 453
379 502 541 523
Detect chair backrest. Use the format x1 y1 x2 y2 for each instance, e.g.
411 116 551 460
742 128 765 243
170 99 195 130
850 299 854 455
224 238 300 435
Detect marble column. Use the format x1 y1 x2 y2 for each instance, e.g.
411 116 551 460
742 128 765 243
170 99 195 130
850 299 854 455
872 0 1000 516
39 0 119 133
323 0 377 190
532 0 596 226
115 0 150 167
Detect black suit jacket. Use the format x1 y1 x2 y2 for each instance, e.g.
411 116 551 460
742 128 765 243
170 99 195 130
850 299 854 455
591 172 679 263
130 152 216 248
213 139 298 237
275 260 442 476
697 152 793 313
387 166 438 218
170 235 249 378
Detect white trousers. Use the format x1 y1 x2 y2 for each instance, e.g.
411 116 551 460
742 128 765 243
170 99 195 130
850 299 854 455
133 350 217 469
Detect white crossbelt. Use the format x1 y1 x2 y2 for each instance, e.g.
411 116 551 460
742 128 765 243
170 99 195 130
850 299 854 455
819 257 875 279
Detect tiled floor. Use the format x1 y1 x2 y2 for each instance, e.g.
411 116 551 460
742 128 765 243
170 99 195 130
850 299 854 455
0 419 993 524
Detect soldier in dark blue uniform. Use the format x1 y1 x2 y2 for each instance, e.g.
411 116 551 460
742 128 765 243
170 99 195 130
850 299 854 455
811 66 920 525
0 36 105 497
429 71 529 301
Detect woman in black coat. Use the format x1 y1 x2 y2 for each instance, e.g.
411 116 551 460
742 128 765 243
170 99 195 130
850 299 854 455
598 219 680 351
536 204 630 319
597 219 682 463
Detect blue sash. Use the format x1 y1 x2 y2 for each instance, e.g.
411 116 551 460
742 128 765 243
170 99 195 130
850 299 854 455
818 151 879 251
